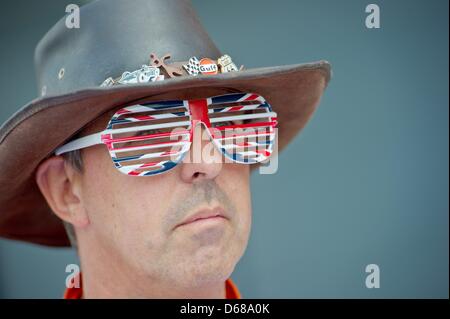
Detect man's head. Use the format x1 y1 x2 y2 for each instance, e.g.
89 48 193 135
35 89 253 290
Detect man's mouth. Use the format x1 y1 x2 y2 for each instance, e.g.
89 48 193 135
175 207 228 229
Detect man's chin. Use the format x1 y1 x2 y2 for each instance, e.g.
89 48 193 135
176 253 237 287
184 265 235 289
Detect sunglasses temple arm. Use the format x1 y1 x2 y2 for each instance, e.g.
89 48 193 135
54 132 103 156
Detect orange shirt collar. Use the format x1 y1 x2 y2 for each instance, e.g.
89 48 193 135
64 273 241 299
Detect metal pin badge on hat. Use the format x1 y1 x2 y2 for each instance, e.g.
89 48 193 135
183 57 201 76
218 54 238 73
117 65 162 84
199 58 218 75
150 53 184 78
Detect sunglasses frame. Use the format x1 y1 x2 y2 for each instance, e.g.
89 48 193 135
55 92 278 176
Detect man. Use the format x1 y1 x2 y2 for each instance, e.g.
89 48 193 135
0 0 331 298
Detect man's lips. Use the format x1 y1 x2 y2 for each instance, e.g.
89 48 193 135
175 207 228 229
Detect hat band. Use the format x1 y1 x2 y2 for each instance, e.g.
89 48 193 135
100 53 243 87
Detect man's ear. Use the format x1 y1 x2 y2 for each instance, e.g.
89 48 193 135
35 156 89 228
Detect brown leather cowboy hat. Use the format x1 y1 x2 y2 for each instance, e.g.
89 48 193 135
0 0 331 246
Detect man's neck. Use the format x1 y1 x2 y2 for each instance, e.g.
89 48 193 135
77 240 227 298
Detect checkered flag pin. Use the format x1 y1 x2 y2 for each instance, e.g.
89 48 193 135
183 57 200 76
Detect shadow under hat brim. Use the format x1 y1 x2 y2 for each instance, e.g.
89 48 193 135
0 60 331 246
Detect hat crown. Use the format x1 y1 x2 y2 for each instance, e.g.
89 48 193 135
34 0 222 96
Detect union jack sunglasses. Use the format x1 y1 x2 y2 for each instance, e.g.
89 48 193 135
55 92 278 176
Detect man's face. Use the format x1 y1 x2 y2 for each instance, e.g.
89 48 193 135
73 89 252 289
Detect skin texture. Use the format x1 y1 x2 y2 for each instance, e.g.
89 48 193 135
35 89 252 298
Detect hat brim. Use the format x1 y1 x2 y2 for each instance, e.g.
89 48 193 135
0 61 331 246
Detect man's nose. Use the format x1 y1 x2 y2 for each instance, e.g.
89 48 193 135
179 123 222 183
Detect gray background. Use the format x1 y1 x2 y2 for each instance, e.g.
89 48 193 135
0 0 448 298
